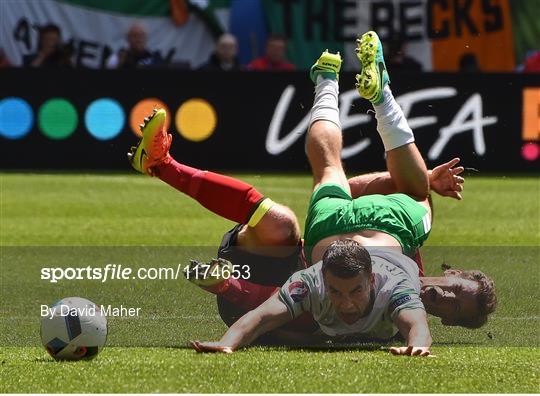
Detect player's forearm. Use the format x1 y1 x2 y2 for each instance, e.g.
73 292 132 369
349 168 452 199
348 172 397 198
394 309 432 348
218 311 261 350
405 323 432 348
219 310 279 350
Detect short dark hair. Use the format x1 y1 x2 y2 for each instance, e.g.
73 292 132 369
456 270 497 329
40 24 61 36
321 240 372 279
267 33 287 44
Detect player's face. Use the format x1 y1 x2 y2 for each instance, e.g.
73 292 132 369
420 272 479 325
323 271 374 325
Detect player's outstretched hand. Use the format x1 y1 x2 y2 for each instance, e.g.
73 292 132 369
190 340 233 354
429 158 465 200
389 346 433 357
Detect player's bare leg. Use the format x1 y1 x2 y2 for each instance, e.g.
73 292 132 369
128 108 300 257
235 205 300 257
356 31 429 201
306 50 349 192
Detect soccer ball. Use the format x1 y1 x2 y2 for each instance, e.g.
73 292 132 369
40 297 107 360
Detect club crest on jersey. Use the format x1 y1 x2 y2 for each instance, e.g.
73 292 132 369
288 281 308 303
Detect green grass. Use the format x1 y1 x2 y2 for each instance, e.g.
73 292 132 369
1 173 539 393
2 347 538 393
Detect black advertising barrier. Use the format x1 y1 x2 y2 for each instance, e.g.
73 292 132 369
1 69 539 172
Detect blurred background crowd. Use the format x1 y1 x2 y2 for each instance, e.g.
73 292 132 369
1 0 538 73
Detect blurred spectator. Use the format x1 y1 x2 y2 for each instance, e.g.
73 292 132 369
106 23 164 69
459 53 480 72
385 34 422 72
0 48 12 68
247 34 295 71
521 50 540 73
198 33 241 71
23 24 73 68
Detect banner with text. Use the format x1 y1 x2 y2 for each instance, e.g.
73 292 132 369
263 0 517 71
0 0 217 69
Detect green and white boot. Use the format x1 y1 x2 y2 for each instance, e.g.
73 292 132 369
310 50 342 83
355 31 390 105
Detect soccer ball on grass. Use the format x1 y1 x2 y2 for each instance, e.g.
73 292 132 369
40 297 107 360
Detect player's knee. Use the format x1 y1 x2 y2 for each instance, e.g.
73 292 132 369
417 173 430 200
259 205 301 246
408 183 429 202
270 205 301 246
420 182 430 200
309 120 341 139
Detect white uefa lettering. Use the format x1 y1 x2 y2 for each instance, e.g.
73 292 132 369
266 85 310 155
395 87 457 130
265 85 371 157
428 93 497 160
266 85 498 160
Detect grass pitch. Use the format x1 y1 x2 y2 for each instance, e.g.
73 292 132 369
1 173 539 393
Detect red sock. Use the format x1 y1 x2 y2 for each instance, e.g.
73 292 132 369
207 278 278 312
154 159 264 224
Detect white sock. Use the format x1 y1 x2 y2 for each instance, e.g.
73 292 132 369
309 77 340 129
373 85 414 151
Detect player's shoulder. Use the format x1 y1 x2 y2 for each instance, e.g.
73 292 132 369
367 247 420 278
280 262 324 311
287 261 323 287
367 248 421 294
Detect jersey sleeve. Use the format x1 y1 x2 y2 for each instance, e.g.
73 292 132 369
388 279 425 320
278 270 314 319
